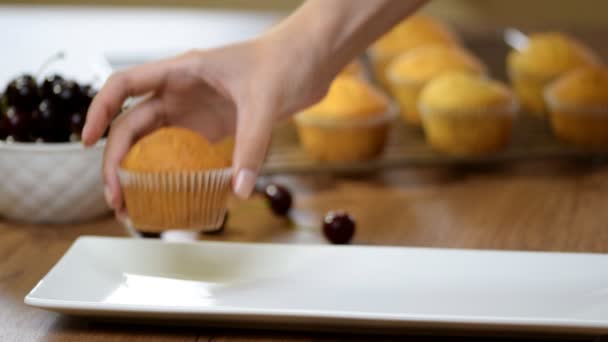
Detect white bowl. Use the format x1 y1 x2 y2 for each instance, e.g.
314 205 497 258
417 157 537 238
0 49 113 223
0 140 111 223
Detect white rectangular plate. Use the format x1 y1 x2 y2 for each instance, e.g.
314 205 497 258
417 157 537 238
25 237 608 334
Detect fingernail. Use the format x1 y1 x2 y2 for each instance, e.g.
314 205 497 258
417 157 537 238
104 186 114 208
234 168 256 199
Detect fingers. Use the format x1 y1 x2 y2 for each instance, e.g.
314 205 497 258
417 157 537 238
82 59 174 146
103 97 164 211
232 104 274 199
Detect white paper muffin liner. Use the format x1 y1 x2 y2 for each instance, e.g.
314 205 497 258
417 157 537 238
118 167 233 232
294 101 398 128
418 96 520 119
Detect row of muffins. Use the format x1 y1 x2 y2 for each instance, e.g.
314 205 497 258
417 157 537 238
294 72 517 160
375 16 520 156
293 15 608 162
378 16 608 149
507 32 608 147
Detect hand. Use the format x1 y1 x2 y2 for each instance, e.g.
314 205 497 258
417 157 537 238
82 0 423 216
83 38 331 213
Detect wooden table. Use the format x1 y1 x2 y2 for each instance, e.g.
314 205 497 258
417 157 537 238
2 160 608 341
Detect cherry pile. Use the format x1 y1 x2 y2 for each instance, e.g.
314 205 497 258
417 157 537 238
0 74 98 142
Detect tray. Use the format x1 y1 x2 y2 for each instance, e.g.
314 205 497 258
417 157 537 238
25 236 608 334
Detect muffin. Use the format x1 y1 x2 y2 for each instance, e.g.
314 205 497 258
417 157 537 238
214 135 235 163
419 72 518 155
386 45 486 126
507 32 601 117
369 15 460 89
545 67 608 148
118 127 232 233
294 75 394 162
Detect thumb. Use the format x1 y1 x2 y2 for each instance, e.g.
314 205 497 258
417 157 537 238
232 106 274 199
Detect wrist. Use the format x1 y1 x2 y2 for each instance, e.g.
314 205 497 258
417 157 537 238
273 0 427 79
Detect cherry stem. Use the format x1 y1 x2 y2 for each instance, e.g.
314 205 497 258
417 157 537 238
36 51 66 80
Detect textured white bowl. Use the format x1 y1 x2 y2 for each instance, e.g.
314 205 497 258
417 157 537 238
0 141 111 223
0 48 113 224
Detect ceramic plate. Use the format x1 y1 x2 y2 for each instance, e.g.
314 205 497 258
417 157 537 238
25 237 608 333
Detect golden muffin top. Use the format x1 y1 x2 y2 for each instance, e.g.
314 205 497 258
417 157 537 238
300 75 389 120
213 136 235 164
122 127 230 172
507 32 601 80
387 45 486 83
546 67 608 107
420 72 515 113
371 15 460 58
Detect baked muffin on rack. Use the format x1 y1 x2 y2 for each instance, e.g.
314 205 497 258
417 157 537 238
386 45 486 126
545 66 608 148
419 72 518 156
507 32 601 117
294 75 394 162
369 14 460 89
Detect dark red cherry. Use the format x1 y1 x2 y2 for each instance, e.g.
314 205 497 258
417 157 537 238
322 211 356 245
32 100 70 142
0 112 7 140
69 111 86 137
5 74 41 112
50 79 81 112
79 84 96 110
40 74 64 99
4 106 32 142
263 183 292 216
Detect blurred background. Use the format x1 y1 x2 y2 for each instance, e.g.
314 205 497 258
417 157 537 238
2 0 608 223
2 0 608 30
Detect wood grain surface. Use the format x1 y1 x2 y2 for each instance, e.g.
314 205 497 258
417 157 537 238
2 160 608 341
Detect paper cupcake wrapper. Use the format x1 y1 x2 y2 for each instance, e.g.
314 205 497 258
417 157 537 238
118 168 233 232
294 102 398 128
418 97 519 120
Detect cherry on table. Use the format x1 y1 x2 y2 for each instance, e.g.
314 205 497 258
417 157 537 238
263 183 292 216
323 211 356 245
5 74 41 112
